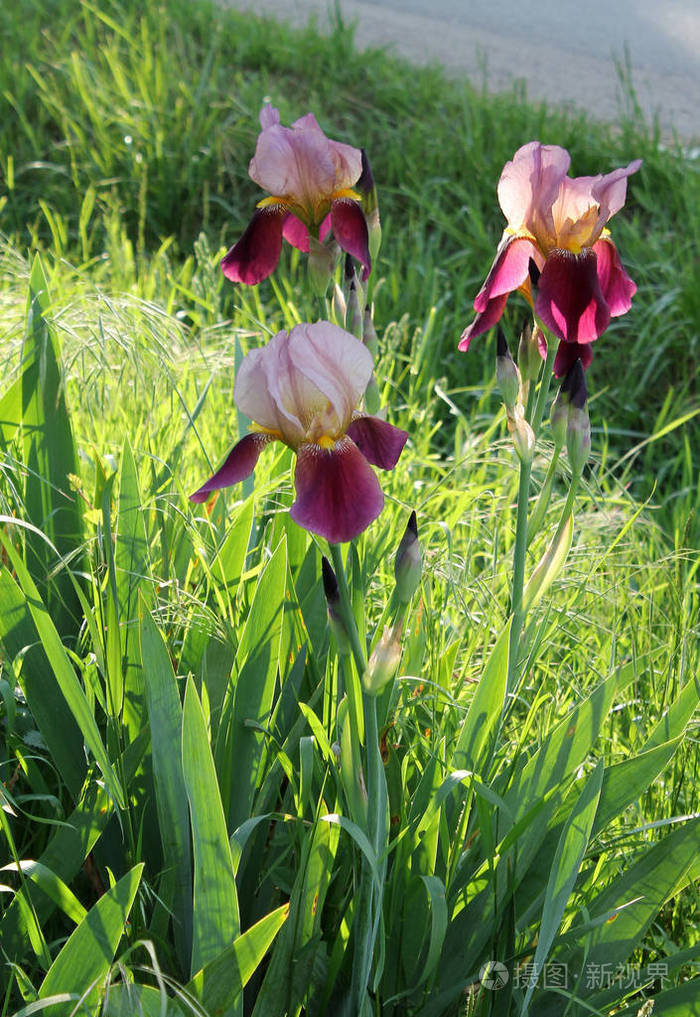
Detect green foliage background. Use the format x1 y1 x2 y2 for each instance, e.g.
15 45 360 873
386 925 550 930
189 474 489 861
0 0 698 1014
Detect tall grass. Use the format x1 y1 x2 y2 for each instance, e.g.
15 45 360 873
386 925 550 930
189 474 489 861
0 0 698 1013
1 0 698 508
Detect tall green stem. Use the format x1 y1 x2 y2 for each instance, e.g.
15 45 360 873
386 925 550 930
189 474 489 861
328 542 388 1007
507 330 559 689
328 543 366 677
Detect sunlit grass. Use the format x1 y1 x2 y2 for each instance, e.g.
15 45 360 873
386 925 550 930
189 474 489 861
0 0 698 1012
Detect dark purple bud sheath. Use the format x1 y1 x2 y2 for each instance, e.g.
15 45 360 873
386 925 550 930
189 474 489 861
357 149 376 198
357 148 381 261
518 320 542 384
344 251 355 281
565 359 591 478
345 266 364 339
566 358 588 409
322 555 340 604
528 257 541 289
322 556 351 655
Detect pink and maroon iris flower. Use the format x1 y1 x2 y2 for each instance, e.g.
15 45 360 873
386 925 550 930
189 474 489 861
221 105 372 286
459 142 641 375
190 322 407 544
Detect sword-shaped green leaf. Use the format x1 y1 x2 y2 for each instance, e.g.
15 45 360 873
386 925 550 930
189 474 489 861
21 255 84 638
140 603 192 970
0 532 124 809
39 863 144 1015
182 677 239 977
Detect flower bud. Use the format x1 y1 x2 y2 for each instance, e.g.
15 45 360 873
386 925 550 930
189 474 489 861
550 384 569 451
357 148 381 262
565 359 591 478
364 373 381 416
508 410 535 464
496 328 521 413
394 510 422 604
322 556 350 655
518 321 543 384
362 306 379 359
344 256 364 339
363 622 402 696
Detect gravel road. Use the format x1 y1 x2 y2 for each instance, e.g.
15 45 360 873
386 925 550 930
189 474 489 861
224 0 700 142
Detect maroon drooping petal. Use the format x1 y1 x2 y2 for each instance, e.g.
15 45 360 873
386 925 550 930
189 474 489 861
594 237 636 318
330 199 371 280
473 236 538 312
221 207 286 285
459 236 538 351
553 340 594 377
290 436 384 543
535 248 610 343
282 213 310 253
458 293 509 351
189 433 271 503
346 416 408 469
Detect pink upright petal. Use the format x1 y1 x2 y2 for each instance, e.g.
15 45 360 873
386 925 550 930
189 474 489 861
189 433 271 503
282 213 310 252
259 104 281 130
551 176 602 249
234 332 304 442
290 437 385 543
221 207 285 285
328 139 364 192
555 159 642 246
287 322 373 432
553 341 594 378
498 142 571 237
249 119 337 202
591 159 642 223
330 199 371 280
458 293 509 351
346 416 408 469
291 112 325 133
288 113 362 191
594 237 637 317
535 248 610 343
473 236 537 312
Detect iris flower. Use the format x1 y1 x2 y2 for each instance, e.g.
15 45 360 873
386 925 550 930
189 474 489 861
190 322 408 544
459 142 641 375
221 105 372 286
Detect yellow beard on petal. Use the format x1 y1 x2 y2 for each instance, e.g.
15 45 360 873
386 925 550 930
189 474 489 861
316 434 338 450
251 422 283 440
331 187 361 202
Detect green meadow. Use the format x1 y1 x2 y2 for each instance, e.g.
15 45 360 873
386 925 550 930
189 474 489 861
0 1 698 1014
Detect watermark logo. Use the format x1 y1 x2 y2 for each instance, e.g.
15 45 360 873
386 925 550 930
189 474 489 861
479 960 509 991
476 961 668 994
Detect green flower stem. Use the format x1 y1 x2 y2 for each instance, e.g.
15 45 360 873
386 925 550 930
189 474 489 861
524 374 537 422
328 541 388 1005
530 326 560 437
508 329 559 689
329 543 367 679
